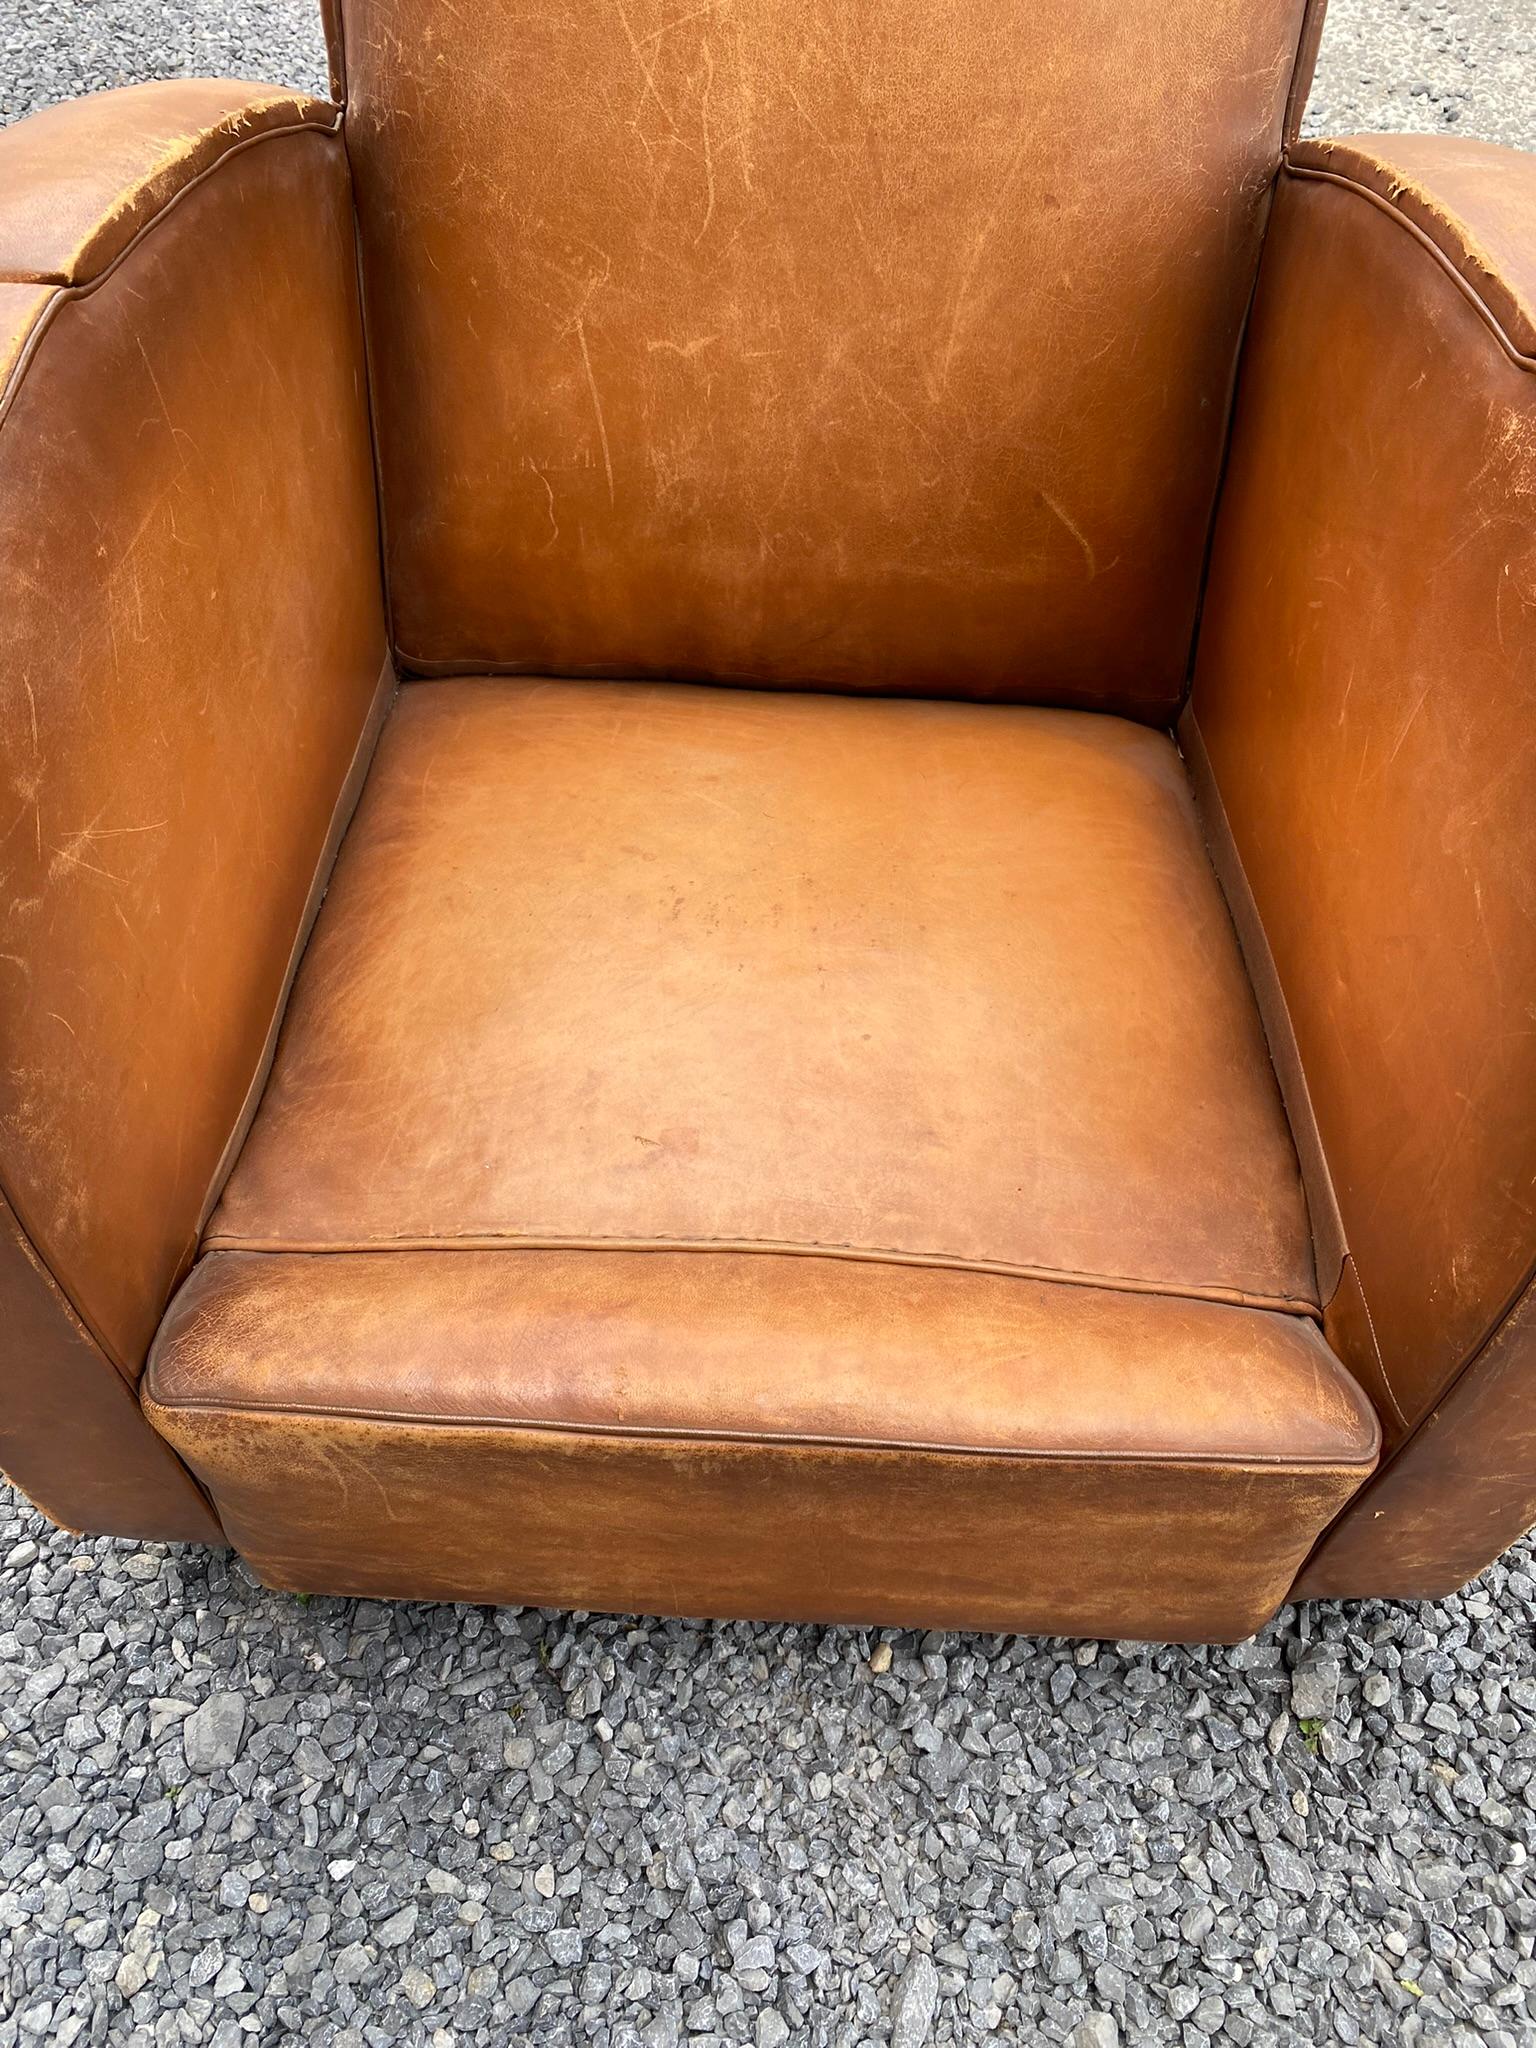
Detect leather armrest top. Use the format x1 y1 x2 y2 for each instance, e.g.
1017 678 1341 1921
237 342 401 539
0 79 340 288
1288 133 1536 363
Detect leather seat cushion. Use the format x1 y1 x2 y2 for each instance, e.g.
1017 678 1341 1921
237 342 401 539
146 680 1377 1636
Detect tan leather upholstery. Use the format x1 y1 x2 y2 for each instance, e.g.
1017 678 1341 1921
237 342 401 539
1188 137 1536 1597
338 0 1317 714
208 683 1314 1311
147 1249 1375 1640
10 12 1536 1629
0 80 340 284
2 1192 220 1545
0 282 50 381
140 680 1378 1634
0 86 386 1537
1291 134 1536 354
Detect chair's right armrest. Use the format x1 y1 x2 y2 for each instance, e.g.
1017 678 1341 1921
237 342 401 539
1186 134 1536 1599
0 82 388 1541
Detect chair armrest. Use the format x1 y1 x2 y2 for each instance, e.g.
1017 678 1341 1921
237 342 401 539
1187 134 1536 1597
0 79 340 285
0 84 388 1539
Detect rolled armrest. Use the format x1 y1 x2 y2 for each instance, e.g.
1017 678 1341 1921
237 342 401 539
0 85 387 1538
1187 135 1536 1596
0 79 339 284
1288 133 1536 359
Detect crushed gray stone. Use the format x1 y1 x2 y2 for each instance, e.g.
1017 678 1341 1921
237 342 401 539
1 4 1535 2045
1 1495 1534 2046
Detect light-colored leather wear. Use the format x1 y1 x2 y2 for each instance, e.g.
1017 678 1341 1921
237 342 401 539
5 0 1535 1634
340 0 1317 715
143 682 1374 1637
0 83 385 1538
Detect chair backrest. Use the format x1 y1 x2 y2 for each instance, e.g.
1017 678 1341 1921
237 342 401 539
330 0 1323 717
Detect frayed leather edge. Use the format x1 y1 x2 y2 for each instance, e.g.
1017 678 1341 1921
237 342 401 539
1283 160 1536 372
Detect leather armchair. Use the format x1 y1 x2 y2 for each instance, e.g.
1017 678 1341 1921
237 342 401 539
0 1 1530 1641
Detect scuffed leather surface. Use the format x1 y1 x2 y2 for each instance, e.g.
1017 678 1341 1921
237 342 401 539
0 121 387 1388
151 1249 1375 1463
339 0 1312 712
1289 134 1536 358
1189 144 1536 1592
210 681 1316 1315
0 81 339 286
147 1250 1372 1638
0 1191 222 1545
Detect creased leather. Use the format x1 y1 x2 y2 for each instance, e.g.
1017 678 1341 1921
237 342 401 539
211 681 1317 1317
150 1249 1375 1464
338 0 1313 713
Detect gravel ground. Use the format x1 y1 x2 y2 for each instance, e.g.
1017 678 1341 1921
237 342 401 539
3 4 1536 2047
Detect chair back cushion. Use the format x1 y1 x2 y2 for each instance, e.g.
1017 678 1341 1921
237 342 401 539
335 0 1320 713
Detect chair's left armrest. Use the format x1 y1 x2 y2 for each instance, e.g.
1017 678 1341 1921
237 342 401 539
0 78 342 285
1187 132 1536 1600
0 82 388 1542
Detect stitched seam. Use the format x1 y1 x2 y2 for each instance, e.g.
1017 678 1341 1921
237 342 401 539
1282 0 1331 147
140 1390 1378 1473
1283 162 1536 371
1324 1254 1404 1432
197 1231 1323 1320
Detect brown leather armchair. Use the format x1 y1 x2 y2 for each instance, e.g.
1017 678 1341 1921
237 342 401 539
2 0 1531 1642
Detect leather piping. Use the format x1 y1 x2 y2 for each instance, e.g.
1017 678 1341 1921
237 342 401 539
1282 162 1536 372
0 118 379 1384
140 1389 1379 1473
197 1231 1323 1321
1282 0 1331 147
0 106 344 286
0 118 345 431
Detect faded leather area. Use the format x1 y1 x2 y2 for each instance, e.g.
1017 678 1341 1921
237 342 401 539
340 0 1312 712
1288 134 1536 360
1190 148 1536 1591
147 1251 1373 1636
210 681 1317 1315
0 125 387 1377
0 80 339 287
150 1249 1376 1465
